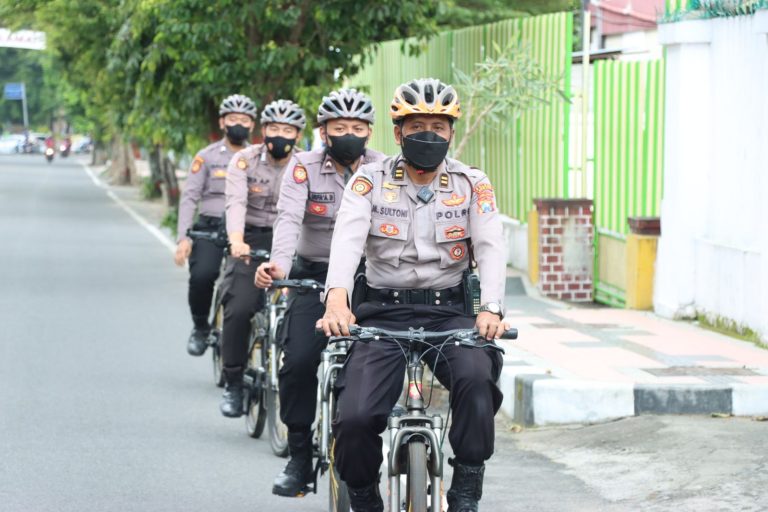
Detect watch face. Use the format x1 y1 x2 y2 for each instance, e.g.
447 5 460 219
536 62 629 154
484 303 501 314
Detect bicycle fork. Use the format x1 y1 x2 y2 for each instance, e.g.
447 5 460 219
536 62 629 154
387 352 444 511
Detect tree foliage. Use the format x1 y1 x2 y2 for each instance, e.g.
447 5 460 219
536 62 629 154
437 0 579 29
452 40 569 159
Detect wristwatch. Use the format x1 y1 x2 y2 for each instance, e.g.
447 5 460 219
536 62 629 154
478 302 504 319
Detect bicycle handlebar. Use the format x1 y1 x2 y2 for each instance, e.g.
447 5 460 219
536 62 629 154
271 279 324 291
186 229 270 260
323 325 516 353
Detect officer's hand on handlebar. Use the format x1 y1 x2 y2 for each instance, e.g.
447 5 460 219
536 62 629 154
174 239 192 267
255 262 286 289
317 288 356 337
476 311 510 341
230 241 251 260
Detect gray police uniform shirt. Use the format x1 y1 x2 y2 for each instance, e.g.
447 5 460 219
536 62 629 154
325 156 506 307
271 148 387 278
177 139 236 242
225 143 295 233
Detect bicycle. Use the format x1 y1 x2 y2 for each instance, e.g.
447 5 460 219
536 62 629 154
326 325 517 512
246 278 325 454
185 229 269 391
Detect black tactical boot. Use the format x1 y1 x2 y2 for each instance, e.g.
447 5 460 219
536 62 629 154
347 482 384 512
219 366 245 418
187 315 210 356
446 459 485 512
272 429 314 496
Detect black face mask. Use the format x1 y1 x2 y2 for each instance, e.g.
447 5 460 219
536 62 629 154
401 131 450 172
225 124 250 145
327 134 367 166
264 136 296 160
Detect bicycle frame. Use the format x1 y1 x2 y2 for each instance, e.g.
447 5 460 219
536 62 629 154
318 339 349 469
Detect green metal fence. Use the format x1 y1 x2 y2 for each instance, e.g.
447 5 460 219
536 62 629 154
353 12 573 221
593 59 665 235
593 58 666 305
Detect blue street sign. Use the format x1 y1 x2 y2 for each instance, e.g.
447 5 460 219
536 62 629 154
4 82 23 100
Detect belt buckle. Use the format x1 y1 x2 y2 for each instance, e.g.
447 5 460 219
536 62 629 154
409 289 426 304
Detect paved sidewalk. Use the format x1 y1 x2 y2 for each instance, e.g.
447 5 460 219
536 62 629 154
497 273 768 425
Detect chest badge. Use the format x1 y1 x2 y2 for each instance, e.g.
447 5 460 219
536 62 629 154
442 193 466 207
213 168 227 178
249 185 263 194
379 224 400 237
444 225 466 240
449 243 466 260
236 158 248 170
308 202 328 215
293 164 308 184
191 156 204 174
383 190 399 203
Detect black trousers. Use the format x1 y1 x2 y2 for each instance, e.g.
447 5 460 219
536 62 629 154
333 302 503 488
278 258 328 430
220 228 272 369
187 217 225 325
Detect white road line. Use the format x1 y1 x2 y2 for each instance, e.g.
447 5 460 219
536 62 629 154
81 163 176 255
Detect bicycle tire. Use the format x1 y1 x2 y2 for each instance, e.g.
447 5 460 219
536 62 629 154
245 328 267 438
211 303 225 388
267 338 289 457
406 441 428 512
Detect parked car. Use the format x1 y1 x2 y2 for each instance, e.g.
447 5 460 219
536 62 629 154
72 136 92 154
0 134 26 154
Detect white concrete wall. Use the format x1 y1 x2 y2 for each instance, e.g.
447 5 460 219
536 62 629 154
656 13 768 340
501 215 528 271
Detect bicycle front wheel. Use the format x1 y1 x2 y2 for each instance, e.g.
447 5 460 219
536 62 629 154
266 338 289 457
211 303 225 388
245 335 267 439
406 441 428 512
328 430 350 511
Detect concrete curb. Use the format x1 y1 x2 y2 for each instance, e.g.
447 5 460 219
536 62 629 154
500 372 768 426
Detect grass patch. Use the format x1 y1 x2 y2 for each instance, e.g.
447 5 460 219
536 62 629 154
697 313 767 349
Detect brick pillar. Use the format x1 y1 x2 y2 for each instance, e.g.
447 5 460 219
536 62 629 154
534 198 594 302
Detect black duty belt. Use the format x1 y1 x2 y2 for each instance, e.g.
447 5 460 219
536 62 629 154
245 225 273 233
365 285 464 306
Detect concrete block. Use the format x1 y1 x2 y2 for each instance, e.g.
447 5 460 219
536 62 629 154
634 384 731 415
498 366 549 419
513 374 555 427
532 380 635 426
731 384 768 416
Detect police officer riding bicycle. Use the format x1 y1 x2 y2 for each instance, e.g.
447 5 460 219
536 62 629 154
254 89 385 497
219 99 306 418
175 94 258 357
319 78 509 512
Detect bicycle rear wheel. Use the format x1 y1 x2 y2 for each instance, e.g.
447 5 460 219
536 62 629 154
211 303 225 388
328 417 350 511
406 441 428 512
266 335 289 457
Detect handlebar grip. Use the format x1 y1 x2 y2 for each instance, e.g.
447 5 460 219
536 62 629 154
499 328 518 340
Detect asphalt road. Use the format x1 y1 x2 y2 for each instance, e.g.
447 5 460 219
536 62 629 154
1 154 765 512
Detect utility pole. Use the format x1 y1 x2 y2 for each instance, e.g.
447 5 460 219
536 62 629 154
581 0 591 198
21 82 29 130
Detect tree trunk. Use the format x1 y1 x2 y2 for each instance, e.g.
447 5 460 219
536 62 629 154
91 140 108 166
145 145 164 199
161 151 180 208
105 136 137 186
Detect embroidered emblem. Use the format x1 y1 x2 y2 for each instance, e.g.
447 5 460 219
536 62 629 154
379 224 400 236
444 225 466 240
442 193 466 207
249 185 263 194
236 158 247 170
351 176 373 196
293 164 308 184
308 202 328 215
474 183 496 214
449 243 466 261
439 173 449 188
393 167 405 181
383 190 399 203
191 156 204 174
212 168 227 178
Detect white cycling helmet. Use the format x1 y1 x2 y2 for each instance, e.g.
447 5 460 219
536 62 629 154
261 99 307 130
317 88 375 125
219 94 258 119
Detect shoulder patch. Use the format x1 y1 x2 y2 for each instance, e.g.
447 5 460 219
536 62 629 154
474 182 496 214
351 176 373 196
191 156 204 174
236 158 248 170
293 164 308 184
